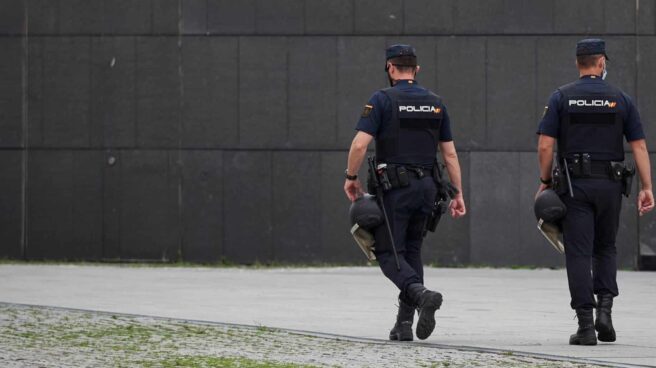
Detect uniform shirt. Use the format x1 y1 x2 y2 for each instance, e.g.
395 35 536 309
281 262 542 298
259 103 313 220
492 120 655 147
537 75 645 142
355 80 453 142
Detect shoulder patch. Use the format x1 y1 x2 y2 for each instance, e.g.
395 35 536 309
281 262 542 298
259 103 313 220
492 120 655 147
361 104 373 118
541 106 549 118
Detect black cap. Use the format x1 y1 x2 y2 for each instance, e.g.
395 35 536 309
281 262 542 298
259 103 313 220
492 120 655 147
385 44 417 61
576 38 609 60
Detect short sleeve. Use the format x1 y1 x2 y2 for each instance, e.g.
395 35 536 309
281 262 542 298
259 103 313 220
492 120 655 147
438 104 453 142
622 92 646 142
537 91 561 138
355 92 387 135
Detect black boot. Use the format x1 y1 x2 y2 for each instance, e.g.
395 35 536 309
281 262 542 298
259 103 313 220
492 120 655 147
569 308 597 345
389 299 415 341
406 283 443 340
595 294 616 342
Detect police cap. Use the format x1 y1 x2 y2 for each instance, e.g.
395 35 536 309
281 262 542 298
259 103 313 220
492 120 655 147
576 38 609 60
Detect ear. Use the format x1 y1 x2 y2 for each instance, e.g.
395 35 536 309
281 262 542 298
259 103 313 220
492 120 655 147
415 65 421 74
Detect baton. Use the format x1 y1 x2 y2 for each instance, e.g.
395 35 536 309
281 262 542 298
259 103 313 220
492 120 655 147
368 157 400 270
562 159 574 198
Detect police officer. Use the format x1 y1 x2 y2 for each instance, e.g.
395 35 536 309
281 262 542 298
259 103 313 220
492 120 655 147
536 39 654 345
344 44 466 341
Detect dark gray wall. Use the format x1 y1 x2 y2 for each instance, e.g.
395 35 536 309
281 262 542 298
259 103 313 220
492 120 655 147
1 0 655 268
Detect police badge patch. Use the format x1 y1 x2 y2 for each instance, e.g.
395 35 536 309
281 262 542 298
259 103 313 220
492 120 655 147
362 104 373 117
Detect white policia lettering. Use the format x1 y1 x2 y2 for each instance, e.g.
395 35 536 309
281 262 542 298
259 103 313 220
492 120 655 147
398 105 440 113
568 99 616 108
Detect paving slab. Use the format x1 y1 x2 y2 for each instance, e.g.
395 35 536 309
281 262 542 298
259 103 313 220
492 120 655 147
0 265 654 366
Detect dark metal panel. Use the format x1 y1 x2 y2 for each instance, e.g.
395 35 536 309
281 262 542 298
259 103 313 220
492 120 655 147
136 37 180 148
436 36 486 151
114 150 180 260
336 36 386 148
181 37 239 148
353 0 403 35
637 37 656 146
403 0 453 35
27 37 44 147
27 0 58 34
90 36 137 148
27 150 103 260
223 151 273 263
0 151 23 258
182 0 207 34
320 151 364 263
486 37 537 151
272 151 322 262
304 0 353 34
0 0 25 35
637 0 655 34
501 0 554 34
42 37 92 147
423 151 471 266
181 150 223 263
58 0 102 34
453 0 504 34
535 36 580 120
604 37 637 98
207 0 256 34
238 37 287 148
102 0 152 34
518 152 564 268
605 0 636 34
255 0 304 34
639 153 656 263
470 151 521 266
553 0 605 34
0 38 23 147
288 37 337 149
152 0 180 35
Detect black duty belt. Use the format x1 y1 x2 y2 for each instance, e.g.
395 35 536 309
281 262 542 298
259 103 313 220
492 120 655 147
565 159 615 179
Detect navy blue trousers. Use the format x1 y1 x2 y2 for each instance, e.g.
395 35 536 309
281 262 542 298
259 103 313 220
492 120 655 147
561 178 623 310
373 176 437 305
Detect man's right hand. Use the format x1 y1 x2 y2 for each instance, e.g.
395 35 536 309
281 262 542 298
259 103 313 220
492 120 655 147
638 189 655 216
344 179 364 202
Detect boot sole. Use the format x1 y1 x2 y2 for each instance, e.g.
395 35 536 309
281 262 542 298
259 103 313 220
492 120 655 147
389 332 414 341
416 292 442 340
569 333 598 345
595 322 616 342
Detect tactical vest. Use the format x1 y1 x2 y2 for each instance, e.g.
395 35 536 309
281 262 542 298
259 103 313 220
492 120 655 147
375 86 443 166
557 80 624 161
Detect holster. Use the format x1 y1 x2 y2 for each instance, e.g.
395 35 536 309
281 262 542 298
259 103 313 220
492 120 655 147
613 161 636 197
552 162 568 196
424 160 458 235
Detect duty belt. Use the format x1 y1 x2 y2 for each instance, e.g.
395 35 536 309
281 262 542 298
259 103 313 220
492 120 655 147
564 158 617 179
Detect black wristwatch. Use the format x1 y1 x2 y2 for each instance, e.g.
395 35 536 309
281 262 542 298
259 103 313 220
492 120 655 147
345 169 358 181
540 177 553 185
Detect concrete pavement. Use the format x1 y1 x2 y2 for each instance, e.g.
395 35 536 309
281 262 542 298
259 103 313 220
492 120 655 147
0 264 654 367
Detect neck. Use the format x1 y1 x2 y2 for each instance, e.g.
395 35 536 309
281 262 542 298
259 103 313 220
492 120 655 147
579 68 602 78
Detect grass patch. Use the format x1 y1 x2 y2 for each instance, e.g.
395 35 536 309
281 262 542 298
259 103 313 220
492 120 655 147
140 355 319 368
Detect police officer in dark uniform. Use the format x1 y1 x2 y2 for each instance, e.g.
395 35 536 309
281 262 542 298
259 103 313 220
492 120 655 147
536 39 654 345
344 44 466 341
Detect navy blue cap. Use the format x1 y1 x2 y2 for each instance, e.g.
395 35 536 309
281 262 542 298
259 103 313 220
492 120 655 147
385 44 417 61
576 38 609 60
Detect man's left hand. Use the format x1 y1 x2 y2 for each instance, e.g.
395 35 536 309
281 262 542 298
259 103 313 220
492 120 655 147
344 179 364 202
535 183 550 200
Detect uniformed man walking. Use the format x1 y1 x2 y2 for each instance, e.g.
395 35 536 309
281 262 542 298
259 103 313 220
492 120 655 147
343 44 466 341
536 39 654 345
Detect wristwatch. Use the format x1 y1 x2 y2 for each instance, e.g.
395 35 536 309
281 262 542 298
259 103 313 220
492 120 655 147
540 177 553 185
345 169 358 181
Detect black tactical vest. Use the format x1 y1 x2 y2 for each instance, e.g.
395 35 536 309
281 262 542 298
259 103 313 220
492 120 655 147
557 80 624 161
375 86 443 166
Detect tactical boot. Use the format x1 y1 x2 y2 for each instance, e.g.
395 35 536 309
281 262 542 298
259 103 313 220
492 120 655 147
389 299 415 341
406 283 443 340
569 308 597 345
595 294 616 342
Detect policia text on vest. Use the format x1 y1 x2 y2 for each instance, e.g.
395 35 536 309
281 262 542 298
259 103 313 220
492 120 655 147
344 44 466 342
536 39 654 346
